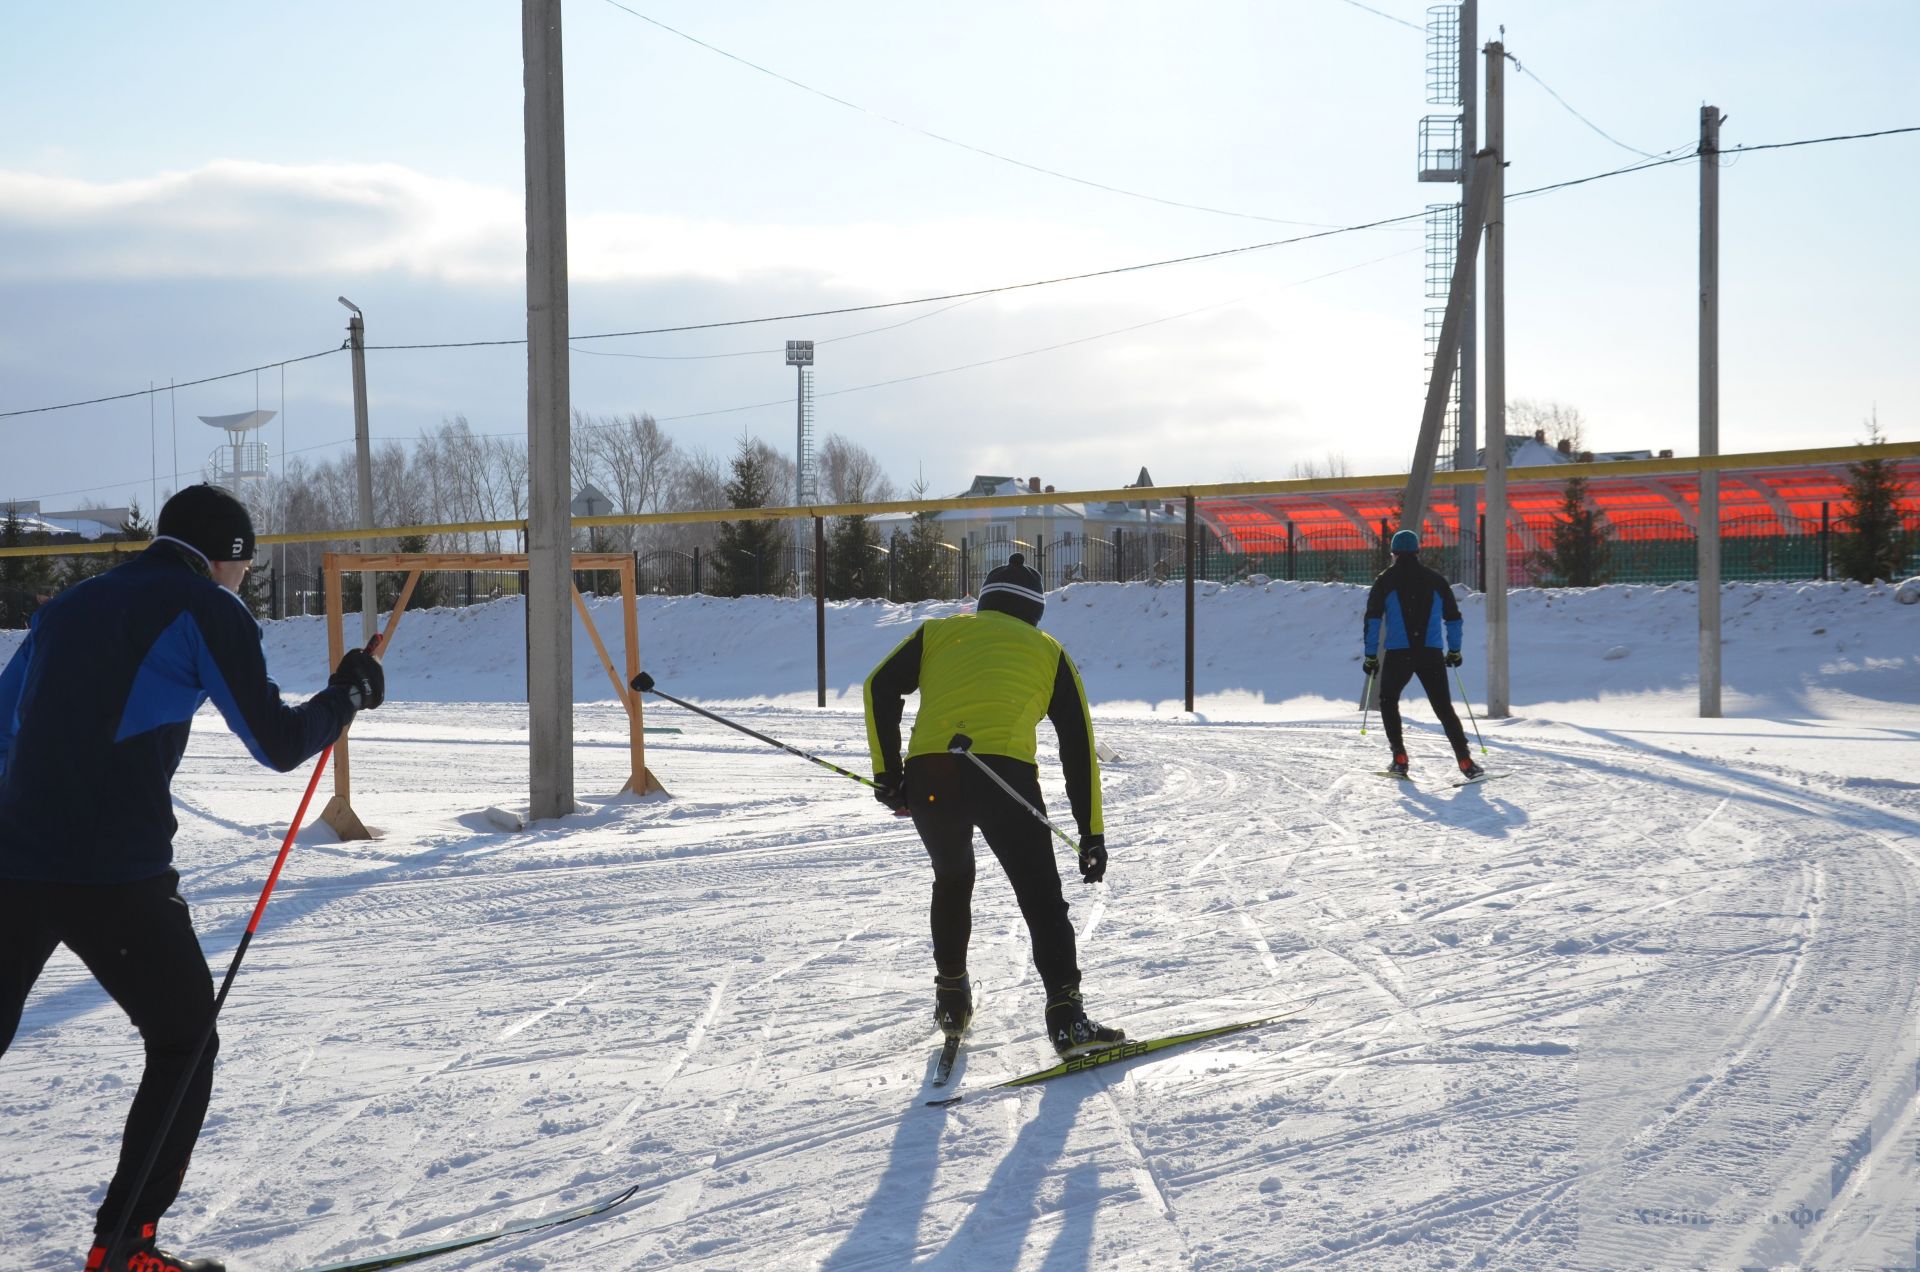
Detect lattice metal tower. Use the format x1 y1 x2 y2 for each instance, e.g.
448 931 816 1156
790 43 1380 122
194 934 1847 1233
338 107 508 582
787 340 817 505
1418 3 1465 472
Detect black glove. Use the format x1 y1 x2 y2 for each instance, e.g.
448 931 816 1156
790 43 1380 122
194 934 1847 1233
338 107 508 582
1077 833 1107 884
1362 654 1379 677
872 769 907 812
1444 649 1463 668
330 647 385 711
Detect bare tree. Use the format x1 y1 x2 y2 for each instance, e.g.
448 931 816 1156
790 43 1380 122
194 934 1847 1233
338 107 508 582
1509 399 1587 454
1288 452 1352 480
585 411 678 551
816 434 897 505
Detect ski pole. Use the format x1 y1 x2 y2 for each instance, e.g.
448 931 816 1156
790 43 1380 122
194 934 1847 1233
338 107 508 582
1451 665 1487 755
1360 655 1380 737
946 733 1082 860
630 671 888 796
104 631 385 1257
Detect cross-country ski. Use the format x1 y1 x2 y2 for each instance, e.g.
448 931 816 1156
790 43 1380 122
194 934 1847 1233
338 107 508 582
928 1010 1305 1107
296 1185 639 1272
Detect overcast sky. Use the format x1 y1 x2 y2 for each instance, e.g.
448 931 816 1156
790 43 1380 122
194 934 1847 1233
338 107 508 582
2 0 1915 514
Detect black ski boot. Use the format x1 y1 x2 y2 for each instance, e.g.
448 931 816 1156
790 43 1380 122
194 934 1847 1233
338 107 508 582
86 1223 226 1272
934 972 972 1038
1045 988 1125 1057
1458 756 1486 781
1387 754 1410 778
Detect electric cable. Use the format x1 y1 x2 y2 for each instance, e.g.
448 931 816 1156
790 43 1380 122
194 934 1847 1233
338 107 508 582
570 296 982 361
1333 0 1424 33
596 0 1362 230
1508 54 1668 159
0 348 341 420
5 122 1915 423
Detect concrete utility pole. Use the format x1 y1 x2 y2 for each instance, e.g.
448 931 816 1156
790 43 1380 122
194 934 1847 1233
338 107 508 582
1457 0 1479 593
1400 149 1495 531
1482 41 1510 718
339 297 376 646
524 0 574 819
1698 104 1724 718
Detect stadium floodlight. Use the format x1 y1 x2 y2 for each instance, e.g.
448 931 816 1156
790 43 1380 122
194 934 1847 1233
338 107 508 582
785 340 814 367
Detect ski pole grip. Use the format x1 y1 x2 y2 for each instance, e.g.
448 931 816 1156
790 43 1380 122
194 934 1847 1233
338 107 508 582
948 733 974 753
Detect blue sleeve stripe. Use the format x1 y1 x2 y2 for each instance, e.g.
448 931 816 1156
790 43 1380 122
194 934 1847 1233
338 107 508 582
0 627 31 773
189 613 279 768
114 612 210 744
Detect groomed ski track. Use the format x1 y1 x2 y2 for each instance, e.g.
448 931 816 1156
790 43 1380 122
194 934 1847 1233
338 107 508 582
5 702 1917 1269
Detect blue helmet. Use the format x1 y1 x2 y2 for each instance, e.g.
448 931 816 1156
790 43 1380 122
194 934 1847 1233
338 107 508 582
1390 529 1420 554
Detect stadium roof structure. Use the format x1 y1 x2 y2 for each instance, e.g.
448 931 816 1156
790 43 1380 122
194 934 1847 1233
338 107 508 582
1195 457 1920 551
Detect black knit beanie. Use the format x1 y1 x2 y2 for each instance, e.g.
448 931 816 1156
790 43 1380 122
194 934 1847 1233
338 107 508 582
978 552 1044 625
159 484 256 563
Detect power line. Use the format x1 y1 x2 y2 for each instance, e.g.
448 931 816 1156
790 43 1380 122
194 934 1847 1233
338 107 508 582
570 296 983 362
502 245 1423 435
1508 55 1667 160
378 207 1433 355
6 122 1916 422
0 347 342 421
1332 0 1424 33
595 0 1362 230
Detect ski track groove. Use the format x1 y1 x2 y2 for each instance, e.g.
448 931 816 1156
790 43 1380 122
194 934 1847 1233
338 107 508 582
9 708 1918 1269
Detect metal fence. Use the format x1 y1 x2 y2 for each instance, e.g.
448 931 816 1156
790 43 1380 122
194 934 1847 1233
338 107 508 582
6 513 1918 629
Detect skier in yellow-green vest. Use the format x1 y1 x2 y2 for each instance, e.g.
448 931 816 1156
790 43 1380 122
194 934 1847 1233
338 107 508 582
863 552 1122 1057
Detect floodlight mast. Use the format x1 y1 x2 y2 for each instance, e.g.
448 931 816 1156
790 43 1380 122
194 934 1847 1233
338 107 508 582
786 340 816 593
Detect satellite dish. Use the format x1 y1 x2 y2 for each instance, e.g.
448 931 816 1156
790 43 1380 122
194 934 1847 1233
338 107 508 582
198 410 276 433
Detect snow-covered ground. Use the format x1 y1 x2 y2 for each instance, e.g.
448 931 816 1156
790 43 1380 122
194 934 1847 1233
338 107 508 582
4 580 1918 1270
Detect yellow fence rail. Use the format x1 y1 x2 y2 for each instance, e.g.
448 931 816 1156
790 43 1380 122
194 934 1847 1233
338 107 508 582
3 439 1916 560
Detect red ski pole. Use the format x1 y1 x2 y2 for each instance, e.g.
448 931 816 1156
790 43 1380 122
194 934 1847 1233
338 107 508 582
102 632 383 1257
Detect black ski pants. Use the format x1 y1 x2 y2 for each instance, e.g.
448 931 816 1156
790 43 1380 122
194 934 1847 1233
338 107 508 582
903 753 1081 1000
0 869 219 1239
1380 648 1471 761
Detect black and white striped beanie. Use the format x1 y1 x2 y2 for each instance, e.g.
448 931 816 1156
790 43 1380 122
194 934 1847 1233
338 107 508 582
978 552 1044 626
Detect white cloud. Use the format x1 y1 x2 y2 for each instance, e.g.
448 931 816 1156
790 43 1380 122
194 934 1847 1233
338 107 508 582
0 159 1162 295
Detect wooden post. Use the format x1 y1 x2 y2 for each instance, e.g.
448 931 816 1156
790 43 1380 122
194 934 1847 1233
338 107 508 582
324 556 348 802
620 557 660 794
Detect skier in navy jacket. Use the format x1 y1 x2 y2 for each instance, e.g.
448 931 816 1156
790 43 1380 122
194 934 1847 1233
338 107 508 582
1363 530 1483 780
0 485 384 1272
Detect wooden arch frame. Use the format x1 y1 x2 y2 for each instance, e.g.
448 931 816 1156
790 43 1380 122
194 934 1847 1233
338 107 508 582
319 550 665 840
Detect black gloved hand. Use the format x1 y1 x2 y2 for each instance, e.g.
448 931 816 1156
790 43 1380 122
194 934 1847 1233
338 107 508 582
1362 654 1379 678
1444 649 1463 668
330 647 385 710
1077 833 1107 884
872 769 907 812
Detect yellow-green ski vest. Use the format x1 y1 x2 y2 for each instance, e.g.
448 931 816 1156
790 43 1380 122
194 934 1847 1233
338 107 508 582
870 610 1091 765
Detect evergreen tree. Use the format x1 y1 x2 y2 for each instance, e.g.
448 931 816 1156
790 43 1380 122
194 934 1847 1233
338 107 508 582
891 479 949 602
1539 476 1612 587
121 500 154 541
824 510 880 599
0 510 56 628
61 498 158 592
1833 420 1910 584
710 436 788 597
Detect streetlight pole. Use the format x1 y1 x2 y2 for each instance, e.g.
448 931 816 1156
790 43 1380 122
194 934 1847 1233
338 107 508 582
338 296 376 646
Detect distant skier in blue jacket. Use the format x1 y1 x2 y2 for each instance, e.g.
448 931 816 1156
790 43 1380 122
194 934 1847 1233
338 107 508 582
0 484 384 1272
1363 530 1483 780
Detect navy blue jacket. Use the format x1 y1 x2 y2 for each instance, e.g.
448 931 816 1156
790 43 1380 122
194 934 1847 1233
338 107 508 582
1364 556 1463 655
0 540 354 884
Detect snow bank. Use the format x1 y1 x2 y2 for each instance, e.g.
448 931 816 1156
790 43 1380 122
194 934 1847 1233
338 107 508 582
4 578 1914 719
